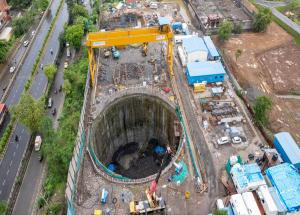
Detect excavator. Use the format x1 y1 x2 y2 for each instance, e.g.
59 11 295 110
129 146 172 215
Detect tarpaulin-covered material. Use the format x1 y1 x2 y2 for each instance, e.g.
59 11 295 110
265 163 300 212
230 163 266 193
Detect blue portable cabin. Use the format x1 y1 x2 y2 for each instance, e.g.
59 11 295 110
203 36 220 61
273 132 300 169
185 61 226 85
265 163 300 212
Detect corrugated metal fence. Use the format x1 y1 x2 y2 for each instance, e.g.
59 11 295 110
65 69 90 215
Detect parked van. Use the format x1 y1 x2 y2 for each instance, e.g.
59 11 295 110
242 192 262 215
230 194 249 215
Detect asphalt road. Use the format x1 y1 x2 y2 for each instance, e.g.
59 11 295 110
5 1 60 107
0 26 34 100
30 3 69 99
0 0 62 202
12 3 69 213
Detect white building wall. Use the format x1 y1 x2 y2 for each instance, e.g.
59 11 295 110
256 185 278 215
242 192 262 215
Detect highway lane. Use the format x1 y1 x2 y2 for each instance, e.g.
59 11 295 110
30 2 69 99
12 2 69 214
0 0 63 202
0 27 33 99
5 0 61 107
0 124 29 201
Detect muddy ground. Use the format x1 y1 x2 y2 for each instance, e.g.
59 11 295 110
216 22 300 144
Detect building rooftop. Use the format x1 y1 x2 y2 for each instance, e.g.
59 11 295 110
203 36 219 57
274 132 300 167
182 37 208 54
269 187 287 213
265 163 300 212
186 61 226 77
230 163 266 193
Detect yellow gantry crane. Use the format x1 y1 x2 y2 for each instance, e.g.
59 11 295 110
86 23 174 86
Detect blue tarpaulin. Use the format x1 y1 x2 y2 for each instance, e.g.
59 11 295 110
266 163 300 212
170 161 188 184
108 163 116 172
154 146 166 155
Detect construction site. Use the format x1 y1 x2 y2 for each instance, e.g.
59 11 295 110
186 0 254 33
66 0 300 214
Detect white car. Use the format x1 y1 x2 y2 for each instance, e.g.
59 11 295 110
232 136 242 144
217 136 230 145
23 40 29 47
31 30 36 36
9 66 16 73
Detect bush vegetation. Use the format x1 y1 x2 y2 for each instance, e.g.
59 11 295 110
38 56 87 212
253 96 273 126
218 20 233 41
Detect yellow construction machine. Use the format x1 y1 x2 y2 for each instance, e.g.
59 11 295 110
129 147 172 214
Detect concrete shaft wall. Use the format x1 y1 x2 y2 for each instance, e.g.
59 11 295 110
92 94 178 166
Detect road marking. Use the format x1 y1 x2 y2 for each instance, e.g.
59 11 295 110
13 151 16 157
6 169 9 175
10 160 13 167
16 143 19 149
2 179 5 186
21 128 24 134
0 190 2 195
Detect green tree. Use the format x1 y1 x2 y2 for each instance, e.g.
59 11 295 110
63 79 72 95
253 96 272 126
9 0 32 9
37 0 49 11
75 16 88 26
12 12 34 37
65 24 84 49
44 64 57 82
218 20 233 41
70 4 89 23
0 201 7 215
233 22 243 34
0 40 10 63
235 49 242 61
253 8 272 32
213 209 228 215
13 92 45 132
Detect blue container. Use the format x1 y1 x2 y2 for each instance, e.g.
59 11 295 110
273 132 300 169
172 22 182 31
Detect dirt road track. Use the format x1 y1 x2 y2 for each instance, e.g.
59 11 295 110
172 58 218 201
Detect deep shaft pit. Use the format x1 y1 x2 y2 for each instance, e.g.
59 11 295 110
91 93 182 179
